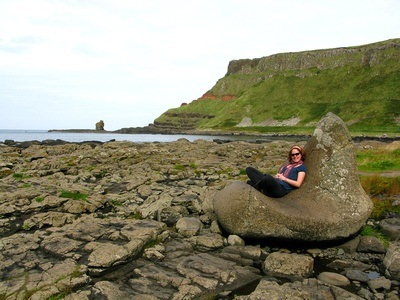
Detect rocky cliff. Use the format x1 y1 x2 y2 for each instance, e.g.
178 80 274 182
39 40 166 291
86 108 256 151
153 39 400 135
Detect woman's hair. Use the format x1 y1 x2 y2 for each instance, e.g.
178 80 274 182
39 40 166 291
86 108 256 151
288 145 306 162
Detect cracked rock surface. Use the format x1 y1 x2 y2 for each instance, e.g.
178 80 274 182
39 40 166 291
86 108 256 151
0 122 399 299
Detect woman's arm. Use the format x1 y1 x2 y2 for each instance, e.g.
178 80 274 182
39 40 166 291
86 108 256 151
276 171 306 188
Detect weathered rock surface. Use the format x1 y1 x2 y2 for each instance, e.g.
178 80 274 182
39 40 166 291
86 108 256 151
263 252 314 280
0 131 398 299
235 278 364 300
214 113 374 241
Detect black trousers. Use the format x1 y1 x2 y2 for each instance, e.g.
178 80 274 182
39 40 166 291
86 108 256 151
246 167 287 198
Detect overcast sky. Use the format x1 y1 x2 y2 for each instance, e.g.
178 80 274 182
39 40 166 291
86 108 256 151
0 0 399 130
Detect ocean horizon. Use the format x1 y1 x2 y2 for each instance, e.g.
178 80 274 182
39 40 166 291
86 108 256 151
0 129 272 143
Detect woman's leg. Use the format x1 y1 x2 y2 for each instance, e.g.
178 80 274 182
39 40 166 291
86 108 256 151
246 167 265 188
257 175 287 198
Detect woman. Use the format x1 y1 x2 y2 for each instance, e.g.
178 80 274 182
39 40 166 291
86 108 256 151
246 145 306 198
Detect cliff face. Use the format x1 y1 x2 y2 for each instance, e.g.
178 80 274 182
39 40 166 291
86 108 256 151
226 41 398 75
154 39 400 134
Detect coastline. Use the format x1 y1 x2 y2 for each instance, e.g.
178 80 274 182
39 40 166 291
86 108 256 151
47 127 400 143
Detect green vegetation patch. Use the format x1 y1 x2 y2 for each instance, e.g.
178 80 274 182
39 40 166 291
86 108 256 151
35 197 44 203
370 197 400 220
357 148 400 172
59 190 88 202
360 175 399 197
13 173 31 181
360 225 390 247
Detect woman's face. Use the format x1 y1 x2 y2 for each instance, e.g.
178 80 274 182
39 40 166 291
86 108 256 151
290 149 302 162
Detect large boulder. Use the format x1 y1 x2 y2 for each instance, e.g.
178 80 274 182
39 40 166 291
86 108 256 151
213 113 373 241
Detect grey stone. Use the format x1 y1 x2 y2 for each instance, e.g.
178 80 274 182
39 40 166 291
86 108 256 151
383 242 400 280
358 287 374 300
188 233 225 250
337 236 361 253
318 271 351 286
263 252 314 280
368 276 392 291
380 218 400 241
176 253 262 298
175 217 203 237
214 113 373 241
358 236 387 253
222 245 263 262
235 278 363 300
157 207 182 226
345 269 370 282
227 234 245 246
327 259 372 272
92 281 132 299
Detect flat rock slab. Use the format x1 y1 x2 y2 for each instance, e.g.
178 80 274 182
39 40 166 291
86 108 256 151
214 113 373 241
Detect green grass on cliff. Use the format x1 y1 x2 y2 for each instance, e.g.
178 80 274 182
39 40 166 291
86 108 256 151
357 147 400 172
155 39 400 136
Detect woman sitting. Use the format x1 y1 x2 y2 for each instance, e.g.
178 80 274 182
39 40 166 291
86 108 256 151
246 145 306 198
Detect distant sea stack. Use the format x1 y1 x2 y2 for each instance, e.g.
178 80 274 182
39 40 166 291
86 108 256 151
95 120 105 131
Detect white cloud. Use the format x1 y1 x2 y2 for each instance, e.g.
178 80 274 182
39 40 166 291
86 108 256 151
0 0 399 130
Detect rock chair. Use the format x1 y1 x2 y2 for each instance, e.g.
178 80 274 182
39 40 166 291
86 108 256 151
213 113 373 241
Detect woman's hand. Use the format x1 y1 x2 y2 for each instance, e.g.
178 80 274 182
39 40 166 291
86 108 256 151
276 172 306 188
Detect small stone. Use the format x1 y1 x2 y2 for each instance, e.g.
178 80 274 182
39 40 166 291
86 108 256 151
306 248 322 256
358 236 386 254
264 252 314 280
227 234 245 246
368 277 392 291
380 218 400 241
383 242 400 280
337 236 360 253
0 167 13 178
317 272 350 286
175 217 203 237
345 269 370 282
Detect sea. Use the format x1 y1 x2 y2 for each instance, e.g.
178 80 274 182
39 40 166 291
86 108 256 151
0 129 275 143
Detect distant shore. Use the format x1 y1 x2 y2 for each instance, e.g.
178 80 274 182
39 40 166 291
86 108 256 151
48 127 399 143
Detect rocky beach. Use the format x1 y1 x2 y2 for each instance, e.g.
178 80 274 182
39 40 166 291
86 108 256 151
1 134 399 299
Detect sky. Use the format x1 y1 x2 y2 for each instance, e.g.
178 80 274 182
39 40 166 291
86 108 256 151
0 0 399 131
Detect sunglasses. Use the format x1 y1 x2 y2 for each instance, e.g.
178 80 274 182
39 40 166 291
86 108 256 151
291 152 301 157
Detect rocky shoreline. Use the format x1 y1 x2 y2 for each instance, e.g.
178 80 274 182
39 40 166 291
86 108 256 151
0 137 399 299
47 126 400 143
